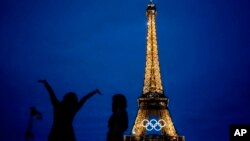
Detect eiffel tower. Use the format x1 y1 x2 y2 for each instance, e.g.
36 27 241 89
125 1 184 141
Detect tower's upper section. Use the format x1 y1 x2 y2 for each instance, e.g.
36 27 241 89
146 2 157 16
142 1 164 97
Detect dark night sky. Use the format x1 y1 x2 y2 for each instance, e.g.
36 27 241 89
0 0 250 141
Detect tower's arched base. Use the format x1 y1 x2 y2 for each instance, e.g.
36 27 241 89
124 135 185 141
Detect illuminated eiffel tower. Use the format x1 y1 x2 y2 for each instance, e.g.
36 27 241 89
125 1 184 141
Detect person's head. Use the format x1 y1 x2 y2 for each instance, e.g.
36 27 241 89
62 92 78 108
112 94 127 112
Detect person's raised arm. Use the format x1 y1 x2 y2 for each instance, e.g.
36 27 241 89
78 89 101 110
38 80 59 106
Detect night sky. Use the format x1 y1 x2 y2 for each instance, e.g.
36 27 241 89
0 0 250 141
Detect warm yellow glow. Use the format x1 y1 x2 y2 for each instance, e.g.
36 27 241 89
143 13 163 95
130 2 182 139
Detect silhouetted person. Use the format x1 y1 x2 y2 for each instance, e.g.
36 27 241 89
38 80 101 141
107 94 128 141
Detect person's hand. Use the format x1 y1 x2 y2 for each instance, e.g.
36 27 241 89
95 89 102 95
38 80 47 83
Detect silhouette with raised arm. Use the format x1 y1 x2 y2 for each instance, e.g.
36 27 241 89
38 80 101 141
107 94 128 141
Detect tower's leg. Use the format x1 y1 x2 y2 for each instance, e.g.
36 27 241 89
132 109 148 136
157 109 177 136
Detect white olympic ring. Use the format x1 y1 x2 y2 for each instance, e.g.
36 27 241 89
141 119 166 131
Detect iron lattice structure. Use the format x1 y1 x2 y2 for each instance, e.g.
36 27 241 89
125 2 184 141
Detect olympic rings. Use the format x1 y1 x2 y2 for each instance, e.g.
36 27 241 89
141 119 166 131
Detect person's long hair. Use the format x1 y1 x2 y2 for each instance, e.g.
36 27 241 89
62 92 78 111
112 94 127 112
